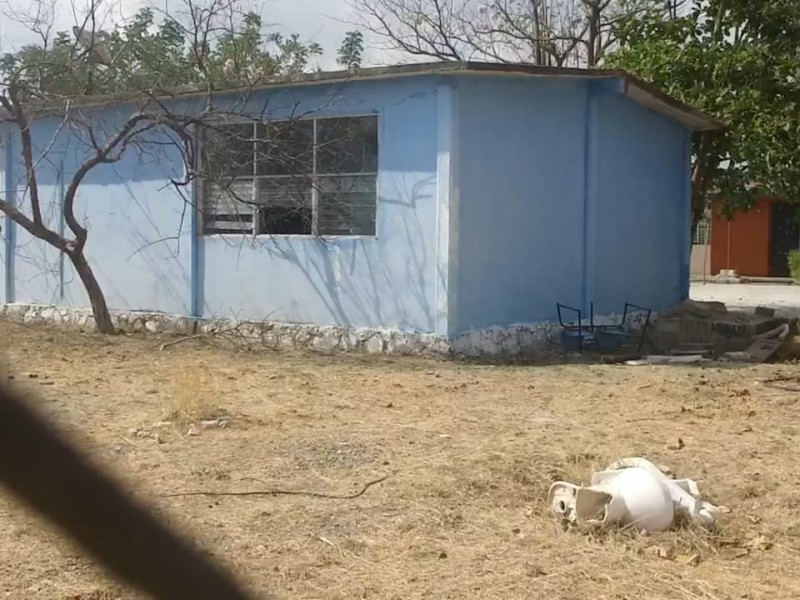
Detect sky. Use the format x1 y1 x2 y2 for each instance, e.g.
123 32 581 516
0 0 385 69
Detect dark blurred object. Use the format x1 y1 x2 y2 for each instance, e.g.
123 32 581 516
0 379 258 600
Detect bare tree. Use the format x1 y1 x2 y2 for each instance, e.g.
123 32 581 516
349 0 688 67
0 0 337 333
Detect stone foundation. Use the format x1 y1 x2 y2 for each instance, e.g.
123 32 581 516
0 303 650 358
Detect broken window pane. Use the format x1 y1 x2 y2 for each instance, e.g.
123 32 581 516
256 178 312 235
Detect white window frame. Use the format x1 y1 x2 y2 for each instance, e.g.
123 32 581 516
200 113 379 238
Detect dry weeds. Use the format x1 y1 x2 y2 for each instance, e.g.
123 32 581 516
0 320 799 600
161 365 230 426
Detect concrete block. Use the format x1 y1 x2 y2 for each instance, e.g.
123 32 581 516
755 306 776 317
712 321 747 337
680 299 727 318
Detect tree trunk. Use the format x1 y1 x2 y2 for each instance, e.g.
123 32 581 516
690 138 714 231
532 0 543 64
68 250 115 334
691 188 707 232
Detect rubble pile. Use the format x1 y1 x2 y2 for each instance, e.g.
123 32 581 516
648 299 800 363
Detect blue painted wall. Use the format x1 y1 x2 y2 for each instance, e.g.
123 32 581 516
199 78 441 332
0 125 9 303
3 77 444 333
450 76 692 335
586 86 691 315
4 113 192 314
2 72 692 338
452 76 589 334
11 118 76 308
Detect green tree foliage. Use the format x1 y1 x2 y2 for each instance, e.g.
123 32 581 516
337 30 364 71
606 0 800 222
0 8 330 97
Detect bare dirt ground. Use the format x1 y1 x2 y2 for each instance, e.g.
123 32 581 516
1 321 800 600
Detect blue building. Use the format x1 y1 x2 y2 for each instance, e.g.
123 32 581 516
0 62 719 354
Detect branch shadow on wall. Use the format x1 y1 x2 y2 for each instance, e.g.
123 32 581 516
12 125 193 314
200 174 438 332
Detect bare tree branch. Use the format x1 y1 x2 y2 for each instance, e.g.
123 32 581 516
0 0 354 334
349 0 688 67
0 195 69 251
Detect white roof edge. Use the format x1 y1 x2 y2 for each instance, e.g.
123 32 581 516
623 80 720 132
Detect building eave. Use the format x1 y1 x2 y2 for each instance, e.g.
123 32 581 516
0 61 723 132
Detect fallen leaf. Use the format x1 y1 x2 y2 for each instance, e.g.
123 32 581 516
675 553 701 566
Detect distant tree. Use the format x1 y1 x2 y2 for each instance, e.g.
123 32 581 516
606 0 800 224
337 30 365 71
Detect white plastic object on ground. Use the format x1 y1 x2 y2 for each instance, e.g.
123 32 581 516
548 457 720 532
625 355 711 366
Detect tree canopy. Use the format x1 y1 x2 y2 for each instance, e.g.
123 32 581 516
0 7 362 97
606 0 800 220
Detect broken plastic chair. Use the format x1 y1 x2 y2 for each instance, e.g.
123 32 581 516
548 457 720 533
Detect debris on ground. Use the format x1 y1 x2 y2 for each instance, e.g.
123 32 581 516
557 298 799 364
644 299 800 364
548 457 721 533
724 323 790 363
625 355 711 366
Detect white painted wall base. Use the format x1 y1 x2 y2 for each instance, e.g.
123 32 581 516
0 303 649 358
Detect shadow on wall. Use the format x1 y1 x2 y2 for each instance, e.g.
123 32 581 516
200 174 438 332
10 120 193 313
11 81 443 332
198 83 442 332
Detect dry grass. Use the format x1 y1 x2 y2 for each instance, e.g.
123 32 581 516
1 320 800 600
161 365 230 425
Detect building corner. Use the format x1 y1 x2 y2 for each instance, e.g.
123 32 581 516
680 128 693 299
2 124 15 303
434 81 460 340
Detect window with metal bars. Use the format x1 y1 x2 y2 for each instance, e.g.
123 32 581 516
693 219 710 245
201 115 378 237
